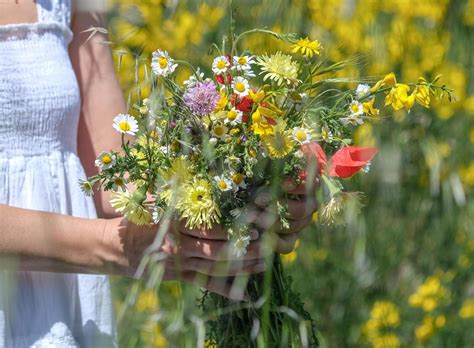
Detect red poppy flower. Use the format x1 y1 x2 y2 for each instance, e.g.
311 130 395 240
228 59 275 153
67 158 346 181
233 95 253 113
216 73 233 85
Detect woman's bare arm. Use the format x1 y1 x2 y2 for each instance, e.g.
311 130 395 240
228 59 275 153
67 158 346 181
69 10 127 218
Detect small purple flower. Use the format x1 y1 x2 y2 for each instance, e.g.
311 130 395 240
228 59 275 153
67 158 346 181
184 80 220 116
240 135 247 143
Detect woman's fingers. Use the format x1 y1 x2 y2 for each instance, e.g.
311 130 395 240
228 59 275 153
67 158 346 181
184 258 266 276
254 197 317 221
177 221 259 241
178 234 266 261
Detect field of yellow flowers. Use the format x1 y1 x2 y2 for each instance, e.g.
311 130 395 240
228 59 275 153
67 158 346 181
107 1 474 347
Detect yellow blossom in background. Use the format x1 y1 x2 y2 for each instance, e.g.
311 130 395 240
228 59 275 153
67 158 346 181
459 298 474 319
136 289 159 312
362 301 400 348
415 315 446 343
459 162 474 188
408 276 450 312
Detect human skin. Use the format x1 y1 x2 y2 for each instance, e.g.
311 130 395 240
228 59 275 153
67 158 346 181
0 2 318 298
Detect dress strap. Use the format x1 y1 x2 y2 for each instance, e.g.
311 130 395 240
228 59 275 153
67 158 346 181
36 0 72 28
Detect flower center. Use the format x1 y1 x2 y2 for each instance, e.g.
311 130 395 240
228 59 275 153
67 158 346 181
218 180 228 190
227 110 237 121
235 82 246 93
119 122 131 132
197 194 203 201
232 173 244 185
351 104 360 113
238 57 247 65
295 130 307 142
216 61 226 69
102 155 112 164
159 57 168 69
214 126 225 136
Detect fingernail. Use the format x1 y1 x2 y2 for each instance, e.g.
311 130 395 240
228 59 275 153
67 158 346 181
255 193 271 207
250 229 259 240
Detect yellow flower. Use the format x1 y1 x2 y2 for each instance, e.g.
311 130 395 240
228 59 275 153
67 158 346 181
362 98 380 117
385 83 413 111
249 89 265 103
110 189 152 225
459 298 474 319
214 90 228 111
409 276 450 312
136 289 159 312
370 301 400 327
159 157 194 205
261 121 294 159
370 73 397 93
292 37 322 57
413 83 431 108
256 52 301 86
176 178 221 229
251 106 277 136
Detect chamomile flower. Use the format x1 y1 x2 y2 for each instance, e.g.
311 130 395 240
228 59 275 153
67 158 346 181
224 108 243 125
212 56 230 75
349 101 364 116
341 101 365 126
113 114 139 135
231 235 251 258
111 176 127 192
151 49 177 77
356 84 371 99
183 67 204 87
214 175 233 192
95 151 116 170
211 123 228 139
292 127 313 145
232 55 256 76
79 180 94 196
231 77 250 97
320 126 334 143
230 172 247 190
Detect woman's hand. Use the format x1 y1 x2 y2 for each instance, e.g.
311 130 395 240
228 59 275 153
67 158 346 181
101 217 266 299
253 157 320 254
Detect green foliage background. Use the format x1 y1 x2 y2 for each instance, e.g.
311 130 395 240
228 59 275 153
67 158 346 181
107 1 474 346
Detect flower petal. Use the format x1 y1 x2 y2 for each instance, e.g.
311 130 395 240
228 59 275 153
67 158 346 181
328 146 378 178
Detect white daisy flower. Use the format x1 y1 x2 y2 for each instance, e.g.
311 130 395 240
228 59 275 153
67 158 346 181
356 83 371 99
320 126 334 143
231 235 251 258
151 49 178 77
231 76 250 97
95 151 116 170
349 100 364 116
113 114 139 135
183 67 205 87
211 123 228 139
111 176 127 192
224 107 243 125
230 172 247 190
292 127 313 144
79 180 94 196
212 56 230 75
232 55 256 76
340 114 364 126
214 175 233 192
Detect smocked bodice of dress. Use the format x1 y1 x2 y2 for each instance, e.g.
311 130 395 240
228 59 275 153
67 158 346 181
0 1 115 347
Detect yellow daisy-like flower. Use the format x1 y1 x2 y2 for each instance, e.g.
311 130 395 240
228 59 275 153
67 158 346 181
214 90 229 111
110 190 152 225
261 121 294 159
256 52 301 86
159 157 194 205
292 37 322 57
176 179 221 229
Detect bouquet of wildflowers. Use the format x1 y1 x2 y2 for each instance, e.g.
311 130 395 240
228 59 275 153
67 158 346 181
81 23 453 346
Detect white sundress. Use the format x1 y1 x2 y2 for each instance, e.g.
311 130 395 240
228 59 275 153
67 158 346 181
0 0 116 347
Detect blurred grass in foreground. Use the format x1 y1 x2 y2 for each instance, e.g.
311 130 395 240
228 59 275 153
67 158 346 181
107 0 474 346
